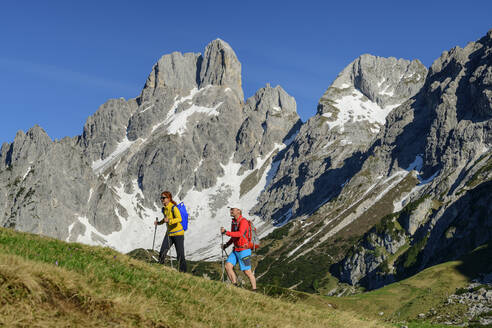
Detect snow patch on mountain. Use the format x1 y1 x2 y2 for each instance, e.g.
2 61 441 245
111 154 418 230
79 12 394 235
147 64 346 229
406 154 424 171
22 166 32 180
392 155 440 212
150 87 223 136
66 181 161 253
183 146 283 260
290 161 424 260
92 137 135 173
287 227 323 258
166 102 223 136
323 89 400 132
107 181 162 253
141 104 154 113
69 215 107 246
152 88 199 133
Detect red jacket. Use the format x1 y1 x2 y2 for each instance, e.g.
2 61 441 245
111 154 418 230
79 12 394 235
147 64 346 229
225 216 250 252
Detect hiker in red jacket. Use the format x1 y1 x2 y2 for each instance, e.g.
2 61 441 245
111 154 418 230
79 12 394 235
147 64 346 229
220 206 257 291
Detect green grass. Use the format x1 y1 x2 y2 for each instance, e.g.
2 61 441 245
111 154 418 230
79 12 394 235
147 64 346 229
239 151 276 197
2 226 490 327
406 322 455 328
466 155 492 188
0 227 390 328
327 243 492 323
400 233 429 271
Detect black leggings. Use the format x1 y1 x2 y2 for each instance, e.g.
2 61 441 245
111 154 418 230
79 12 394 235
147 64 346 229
159 232 187 273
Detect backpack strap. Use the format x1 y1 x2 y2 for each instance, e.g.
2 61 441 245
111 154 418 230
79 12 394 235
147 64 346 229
163 205 176 219
170 205 175 219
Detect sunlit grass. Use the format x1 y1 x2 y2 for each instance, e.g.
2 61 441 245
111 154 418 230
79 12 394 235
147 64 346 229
0 227 390 327
327 244 492 324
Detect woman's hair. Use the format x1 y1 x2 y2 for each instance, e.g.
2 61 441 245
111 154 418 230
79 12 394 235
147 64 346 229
161 191 177 206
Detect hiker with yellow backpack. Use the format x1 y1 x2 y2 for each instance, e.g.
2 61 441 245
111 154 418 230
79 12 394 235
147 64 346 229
220 206 258 291
155 191 187 273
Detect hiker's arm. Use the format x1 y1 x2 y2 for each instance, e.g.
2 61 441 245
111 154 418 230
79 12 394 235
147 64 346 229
168 206 182 225
155 208 166 225
224 239 233 248
225 221 247 238
225 230 242 237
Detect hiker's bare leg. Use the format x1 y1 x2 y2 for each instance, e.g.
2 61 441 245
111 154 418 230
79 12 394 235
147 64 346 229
243 269 256 290
225 262 237 284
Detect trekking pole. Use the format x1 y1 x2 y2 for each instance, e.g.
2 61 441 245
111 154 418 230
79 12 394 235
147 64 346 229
151 220 157 262
168 228 173 269
145 218 160 263
152 221 157 252
252 249 255 274
221 234 225 282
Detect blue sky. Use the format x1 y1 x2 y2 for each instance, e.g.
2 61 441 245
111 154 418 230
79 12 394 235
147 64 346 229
0 1 491 144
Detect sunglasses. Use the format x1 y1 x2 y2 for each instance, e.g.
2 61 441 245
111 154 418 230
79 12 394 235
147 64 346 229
160 196 168 200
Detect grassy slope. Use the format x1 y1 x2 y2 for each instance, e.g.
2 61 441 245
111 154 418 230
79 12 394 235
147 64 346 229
0 227 388 328
327 243 492 323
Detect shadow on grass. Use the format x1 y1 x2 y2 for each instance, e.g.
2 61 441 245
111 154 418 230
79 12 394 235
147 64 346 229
455 243 492 281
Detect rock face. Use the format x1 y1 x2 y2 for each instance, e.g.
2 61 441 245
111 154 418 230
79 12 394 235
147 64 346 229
337 223 407 288
252 29 492 294
253 54 427 224
0 126 98 240
0 39 300 259
199 39 244 101
235 84 301 174
331 29 492 288
81 98 138 162
429 280 492 326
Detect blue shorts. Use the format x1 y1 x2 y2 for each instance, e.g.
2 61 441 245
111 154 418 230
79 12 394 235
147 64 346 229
227 249 252 271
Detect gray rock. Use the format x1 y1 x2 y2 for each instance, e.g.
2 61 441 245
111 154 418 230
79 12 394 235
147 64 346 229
253 54 427 224
140 51 201 100
80 98 137 162
328 54 427 108
400 197 433 235
332 28 492 289
234 84 301 174
200 39 244 101
337 225 407 286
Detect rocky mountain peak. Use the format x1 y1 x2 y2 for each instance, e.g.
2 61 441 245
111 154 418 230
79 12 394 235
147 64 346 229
325 29 492 290
141 51 202 99
139 39 243 108
316 54 427 135
252 53 429 228
234 84 301 173
244 84 297 116
334 54 426 107
1 125 52 168
200 39 244 101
